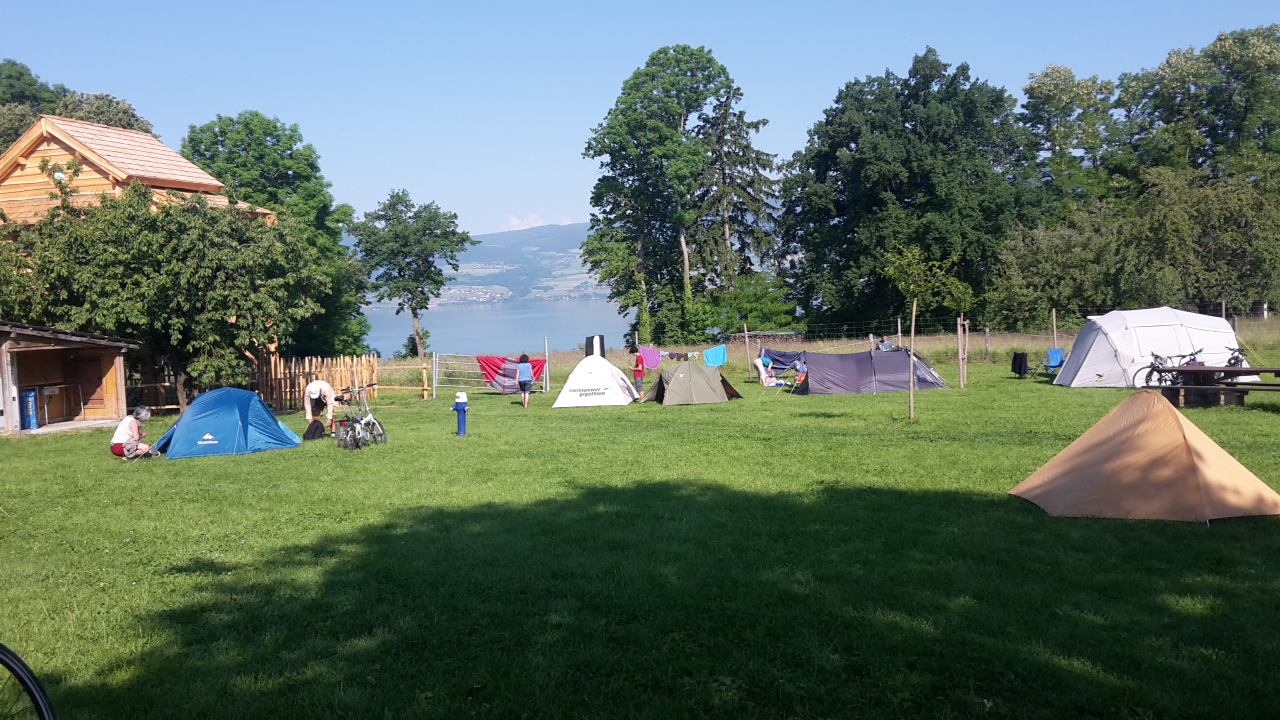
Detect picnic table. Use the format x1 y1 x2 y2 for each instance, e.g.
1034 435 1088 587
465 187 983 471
1145 366 1280 407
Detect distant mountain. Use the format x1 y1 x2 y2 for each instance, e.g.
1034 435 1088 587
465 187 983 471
441 222 604 303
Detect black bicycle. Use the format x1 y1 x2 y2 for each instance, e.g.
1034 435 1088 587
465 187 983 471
1226 346 1247 368
1134 349 1203 388
0 643 56 720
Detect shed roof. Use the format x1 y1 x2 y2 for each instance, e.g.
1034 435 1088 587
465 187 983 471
0 321 139 349
0 116 224 193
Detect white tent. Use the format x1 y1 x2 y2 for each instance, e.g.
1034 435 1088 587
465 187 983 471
552 355 639 408
1054 307 1250 388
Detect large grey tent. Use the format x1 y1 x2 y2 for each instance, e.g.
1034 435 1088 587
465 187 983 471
643 362 742 405
794 350 946 395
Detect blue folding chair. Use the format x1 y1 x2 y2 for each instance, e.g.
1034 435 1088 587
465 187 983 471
1034 348 1067 377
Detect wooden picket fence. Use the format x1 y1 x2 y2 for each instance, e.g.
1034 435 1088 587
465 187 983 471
256 354 380 411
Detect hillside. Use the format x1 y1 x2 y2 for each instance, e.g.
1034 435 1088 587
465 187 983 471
440 222 605 303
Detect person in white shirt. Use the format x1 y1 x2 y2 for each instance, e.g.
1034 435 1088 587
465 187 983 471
305 380 337 432
110 406 156 458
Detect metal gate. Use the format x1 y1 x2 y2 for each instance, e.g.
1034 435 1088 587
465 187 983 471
431 351 551 399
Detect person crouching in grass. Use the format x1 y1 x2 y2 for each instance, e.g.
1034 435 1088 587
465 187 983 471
110 405 157 458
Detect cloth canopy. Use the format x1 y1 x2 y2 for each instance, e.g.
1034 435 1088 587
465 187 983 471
476 356 548 394
1010 391 1280 522
761 349 805 372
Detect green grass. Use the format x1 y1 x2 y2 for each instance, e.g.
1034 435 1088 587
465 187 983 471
4 363 1280 718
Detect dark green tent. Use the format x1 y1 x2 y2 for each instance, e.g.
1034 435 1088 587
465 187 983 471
643 361 742 405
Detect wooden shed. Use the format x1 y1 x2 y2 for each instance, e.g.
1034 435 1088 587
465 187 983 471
1 321 138 434
0 115 271 227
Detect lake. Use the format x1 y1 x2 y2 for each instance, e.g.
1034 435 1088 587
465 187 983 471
364 299 635 356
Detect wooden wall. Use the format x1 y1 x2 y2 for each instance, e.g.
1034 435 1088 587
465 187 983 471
13 347 124 422
0 136 120 206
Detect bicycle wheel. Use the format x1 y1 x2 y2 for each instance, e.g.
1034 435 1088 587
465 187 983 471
369 418 387 445
0 643 56 720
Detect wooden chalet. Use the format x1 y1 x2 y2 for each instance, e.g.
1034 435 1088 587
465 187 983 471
0 115 271 228
1 321 138 434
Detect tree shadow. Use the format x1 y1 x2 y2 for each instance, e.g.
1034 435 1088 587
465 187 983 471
57 483 1280 719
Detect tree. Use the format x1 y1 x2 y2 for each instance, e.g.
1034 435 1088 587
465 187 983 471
54 92 154 135
779 48 1043 325
1020 65 1120 207
1116 25 1280 176
0 59 66 153
393 331 429 360
0 168 327 404
348 190 475 358
183 111 368 355
692 85 779 291
583 45 735 344
707 272 799 336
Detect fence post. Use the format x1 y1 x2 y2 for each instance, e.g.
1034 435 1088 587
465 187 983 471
909 299 918 420
984 328 991 362
431 352 437 400
1221 300 1227 319
897 317 902 347
963 318 970 386
544 336 551 393
744 324 752 379
956 317 964 389
1052 308 1058 350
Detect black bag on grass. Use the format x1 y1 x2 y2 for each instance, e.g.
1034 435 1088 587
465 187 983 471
303 419 327 441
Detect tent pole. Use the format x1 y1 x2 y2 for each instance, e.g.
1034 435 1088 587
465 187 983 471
910 298 917 420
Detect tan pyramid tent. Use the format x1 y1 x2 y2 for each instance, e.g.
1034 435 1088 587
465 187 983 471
1009 391 1280 522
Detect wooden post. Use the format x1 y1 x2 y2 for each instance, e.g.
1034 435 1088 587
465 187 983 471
897 317 902 348
744 323 751 379
431 352 437 400
984 327 991 362
964 319 971 386
909 298 918 420
1051 308 1058 349
956 317 964 389
1221 300 1227 319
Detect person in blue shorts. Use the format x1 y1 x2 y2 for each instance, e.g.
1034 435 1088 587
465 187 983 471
517 353 535 408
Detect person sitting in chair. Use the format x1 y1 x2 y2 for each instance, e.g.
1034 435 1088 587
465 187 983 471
110 406 157 458
877 335 895 351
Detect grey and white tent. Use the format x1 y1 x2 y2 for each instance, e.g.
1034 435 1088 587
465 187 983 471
795 350 947 395
1054 308 1251 388
552 355 638 408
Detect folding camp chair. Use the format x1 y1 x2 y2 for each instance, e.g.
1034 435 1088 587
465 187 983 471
1033 348 1067 378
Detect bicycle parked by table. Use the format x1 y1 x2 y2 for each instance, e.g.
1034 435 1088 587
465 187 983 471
335 383 386 451
1 643 56 719
1134 349 1203 388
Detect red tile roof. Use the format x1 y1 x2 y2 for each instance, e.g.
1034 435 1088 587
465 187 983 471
42 116 224 191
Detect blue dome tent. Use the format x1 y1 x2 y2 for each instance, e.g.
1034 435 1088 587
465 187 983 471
153 388 300 459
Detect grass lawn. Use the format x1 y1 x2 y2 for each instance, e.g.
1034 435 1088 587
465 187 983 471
4 361 1280 718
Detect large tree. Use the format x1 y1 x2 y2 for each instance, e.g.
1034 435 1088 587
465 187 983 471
347 190 475 358
54 92 154 135
183 111 368 355
0 59 67 152
778 48 1043 324
584 45 755 344
0 168 326 404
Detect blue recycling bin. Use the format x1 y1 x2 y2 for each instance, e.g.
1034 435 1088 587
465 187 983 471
19 389 39 430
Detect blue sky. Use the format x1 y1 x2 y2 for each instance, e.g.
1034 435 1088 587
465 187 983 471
5 1 1275 234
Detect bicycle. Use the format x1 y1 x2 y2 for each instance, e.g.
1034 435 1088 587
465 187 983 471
336 383 385 450
1226 346 1247 368
1134 349 1203 388
1 643 56 720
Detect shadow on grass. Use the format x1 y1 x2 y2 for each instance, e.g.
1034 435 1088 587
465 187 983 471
59 483 1280 719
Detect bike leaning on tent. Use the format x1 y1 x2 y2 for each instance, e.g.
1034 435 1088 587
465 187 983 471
1 643 56 719
1134 349 1203 388
1226 346 1247 368
335 383 386 450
